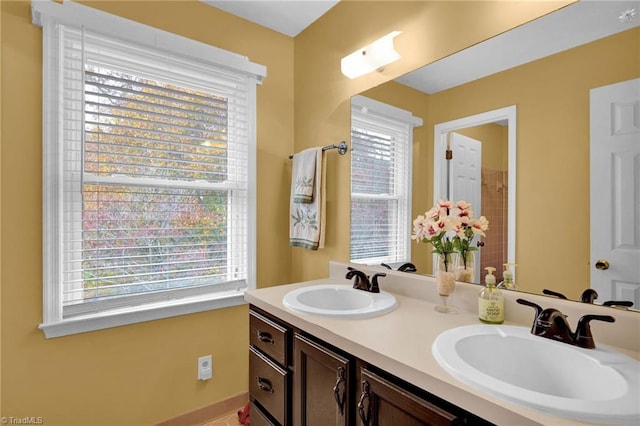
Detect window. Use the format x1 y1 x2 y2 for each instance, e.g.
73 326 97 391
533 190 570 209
350 96 422 265
34 1 266 337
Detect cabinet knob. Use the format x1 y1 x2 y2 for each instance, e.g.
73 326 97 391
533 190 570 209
595 259 610 270
358 380 371 426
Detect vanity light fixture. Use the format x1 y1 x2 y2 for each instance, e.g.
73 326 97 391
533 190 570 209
341 31 402 79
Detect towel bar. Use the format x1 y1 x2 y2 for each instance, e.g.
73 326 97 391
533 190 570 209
289 141 348 159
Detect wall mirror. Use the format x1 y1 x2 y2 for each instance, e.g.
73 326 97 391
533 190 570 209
350 0 640 310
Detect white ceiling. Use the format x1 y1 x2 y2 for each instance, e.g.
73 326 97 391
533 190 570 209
201 0 340 37
201 1 639 92
396 0 640 94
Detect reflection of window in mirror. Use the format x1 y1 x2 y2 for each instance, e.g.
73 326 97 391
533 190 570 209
350 95 422 266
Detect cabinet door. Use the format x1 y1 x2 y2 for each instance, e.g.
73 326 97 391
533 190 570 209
294 334 352 426
358 369 460 426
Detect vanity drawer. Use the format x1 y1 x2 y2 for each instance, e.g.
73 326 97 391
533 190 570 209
250 309 290 365
249 346 289 426
250 401 277 426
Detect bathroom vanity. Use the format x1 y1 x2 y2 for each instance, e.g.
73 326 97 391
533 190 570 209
248 305 490 425
245 261 640 426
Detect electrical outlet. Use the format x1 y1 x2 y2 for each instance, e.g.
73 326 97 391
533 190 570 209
198 355 212 381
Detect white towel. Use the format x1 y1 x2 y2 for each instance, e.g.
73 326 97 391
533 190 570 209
291 148 317 203
290 148 326 250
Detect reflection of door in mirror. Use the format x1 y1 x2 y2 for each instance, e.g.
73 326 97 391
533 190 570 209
448 132 482 283
449 125 509 284
590 78 640 307
434 106 516 282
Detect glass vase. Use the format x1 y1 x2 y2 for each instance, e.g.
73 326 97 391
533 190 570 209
455 251 475 283
435 253 457 313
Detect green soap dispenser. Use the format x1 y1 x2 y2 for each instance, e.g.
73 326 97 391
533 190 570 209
479 267 504 324
498 263 518 290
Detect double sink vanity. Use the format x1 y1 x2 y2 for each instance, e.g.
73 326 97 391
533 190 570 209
244 261 640 425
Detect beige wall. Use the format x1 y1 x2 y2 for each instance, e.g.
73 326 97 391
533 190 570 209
0 0 3 413
1 1 293 424
0 0 575 424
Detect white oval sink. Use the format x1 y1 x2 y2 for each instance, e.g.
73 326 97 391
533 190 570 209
433 325 640 424
282 284 397 318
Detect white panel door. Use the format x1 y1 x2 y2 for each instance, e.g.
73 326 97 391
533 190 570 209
590 78 640 307
450 132 482 282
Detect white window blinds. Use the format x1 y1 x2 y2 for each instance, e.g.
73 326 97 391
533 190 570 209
350 96 422 265
36 1 264 334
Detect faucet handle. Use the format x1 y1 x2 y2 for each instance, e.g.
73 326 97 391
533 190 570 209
574 314 615 349
517 298 543 314
369 273 386 293
517 298 544 334
602 300 634 308
542 289 568 299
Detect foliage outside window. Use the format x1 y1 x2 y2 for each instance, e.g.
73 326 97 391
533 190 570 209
35 1 265 337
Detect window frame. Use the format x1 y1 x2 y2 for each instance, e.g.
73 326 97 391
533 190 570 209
34 0 265 338
350 95 422 266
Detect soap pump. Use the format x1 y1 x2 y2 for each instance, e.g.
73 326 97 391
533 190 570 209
498 263 518 290
479 267 504 324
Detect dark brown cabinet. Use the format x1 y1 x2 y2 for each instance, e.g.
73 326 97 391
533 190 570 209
249 308 292 425
357 369 461 426
294 333 353 426
248 306 491 426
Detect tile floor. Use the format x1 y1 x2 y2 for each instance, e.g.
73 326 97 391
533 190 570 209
199 409 242 426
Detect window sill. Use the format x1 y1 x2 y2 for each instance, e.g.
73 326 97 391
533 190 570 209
38 291 247 339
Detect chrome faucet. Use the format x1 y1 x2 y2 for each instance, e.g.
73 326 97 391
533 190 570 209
517 298 615 349
345 267 385 293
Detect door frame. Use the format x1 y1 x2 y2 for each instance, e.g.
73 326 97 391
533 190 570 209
433 105 517 275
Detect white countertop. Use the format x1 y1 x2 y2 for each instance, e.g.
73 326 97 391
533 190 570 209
245 261 640 426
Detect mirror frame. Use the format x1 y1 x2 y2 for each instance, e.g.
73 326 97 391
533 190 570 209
433 105 517 277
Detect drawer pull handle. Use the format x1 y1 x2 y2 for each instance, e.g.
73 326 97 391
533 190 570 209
257 331 274 344
256 376 274 394
358 380 371 425
333 366 346 416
